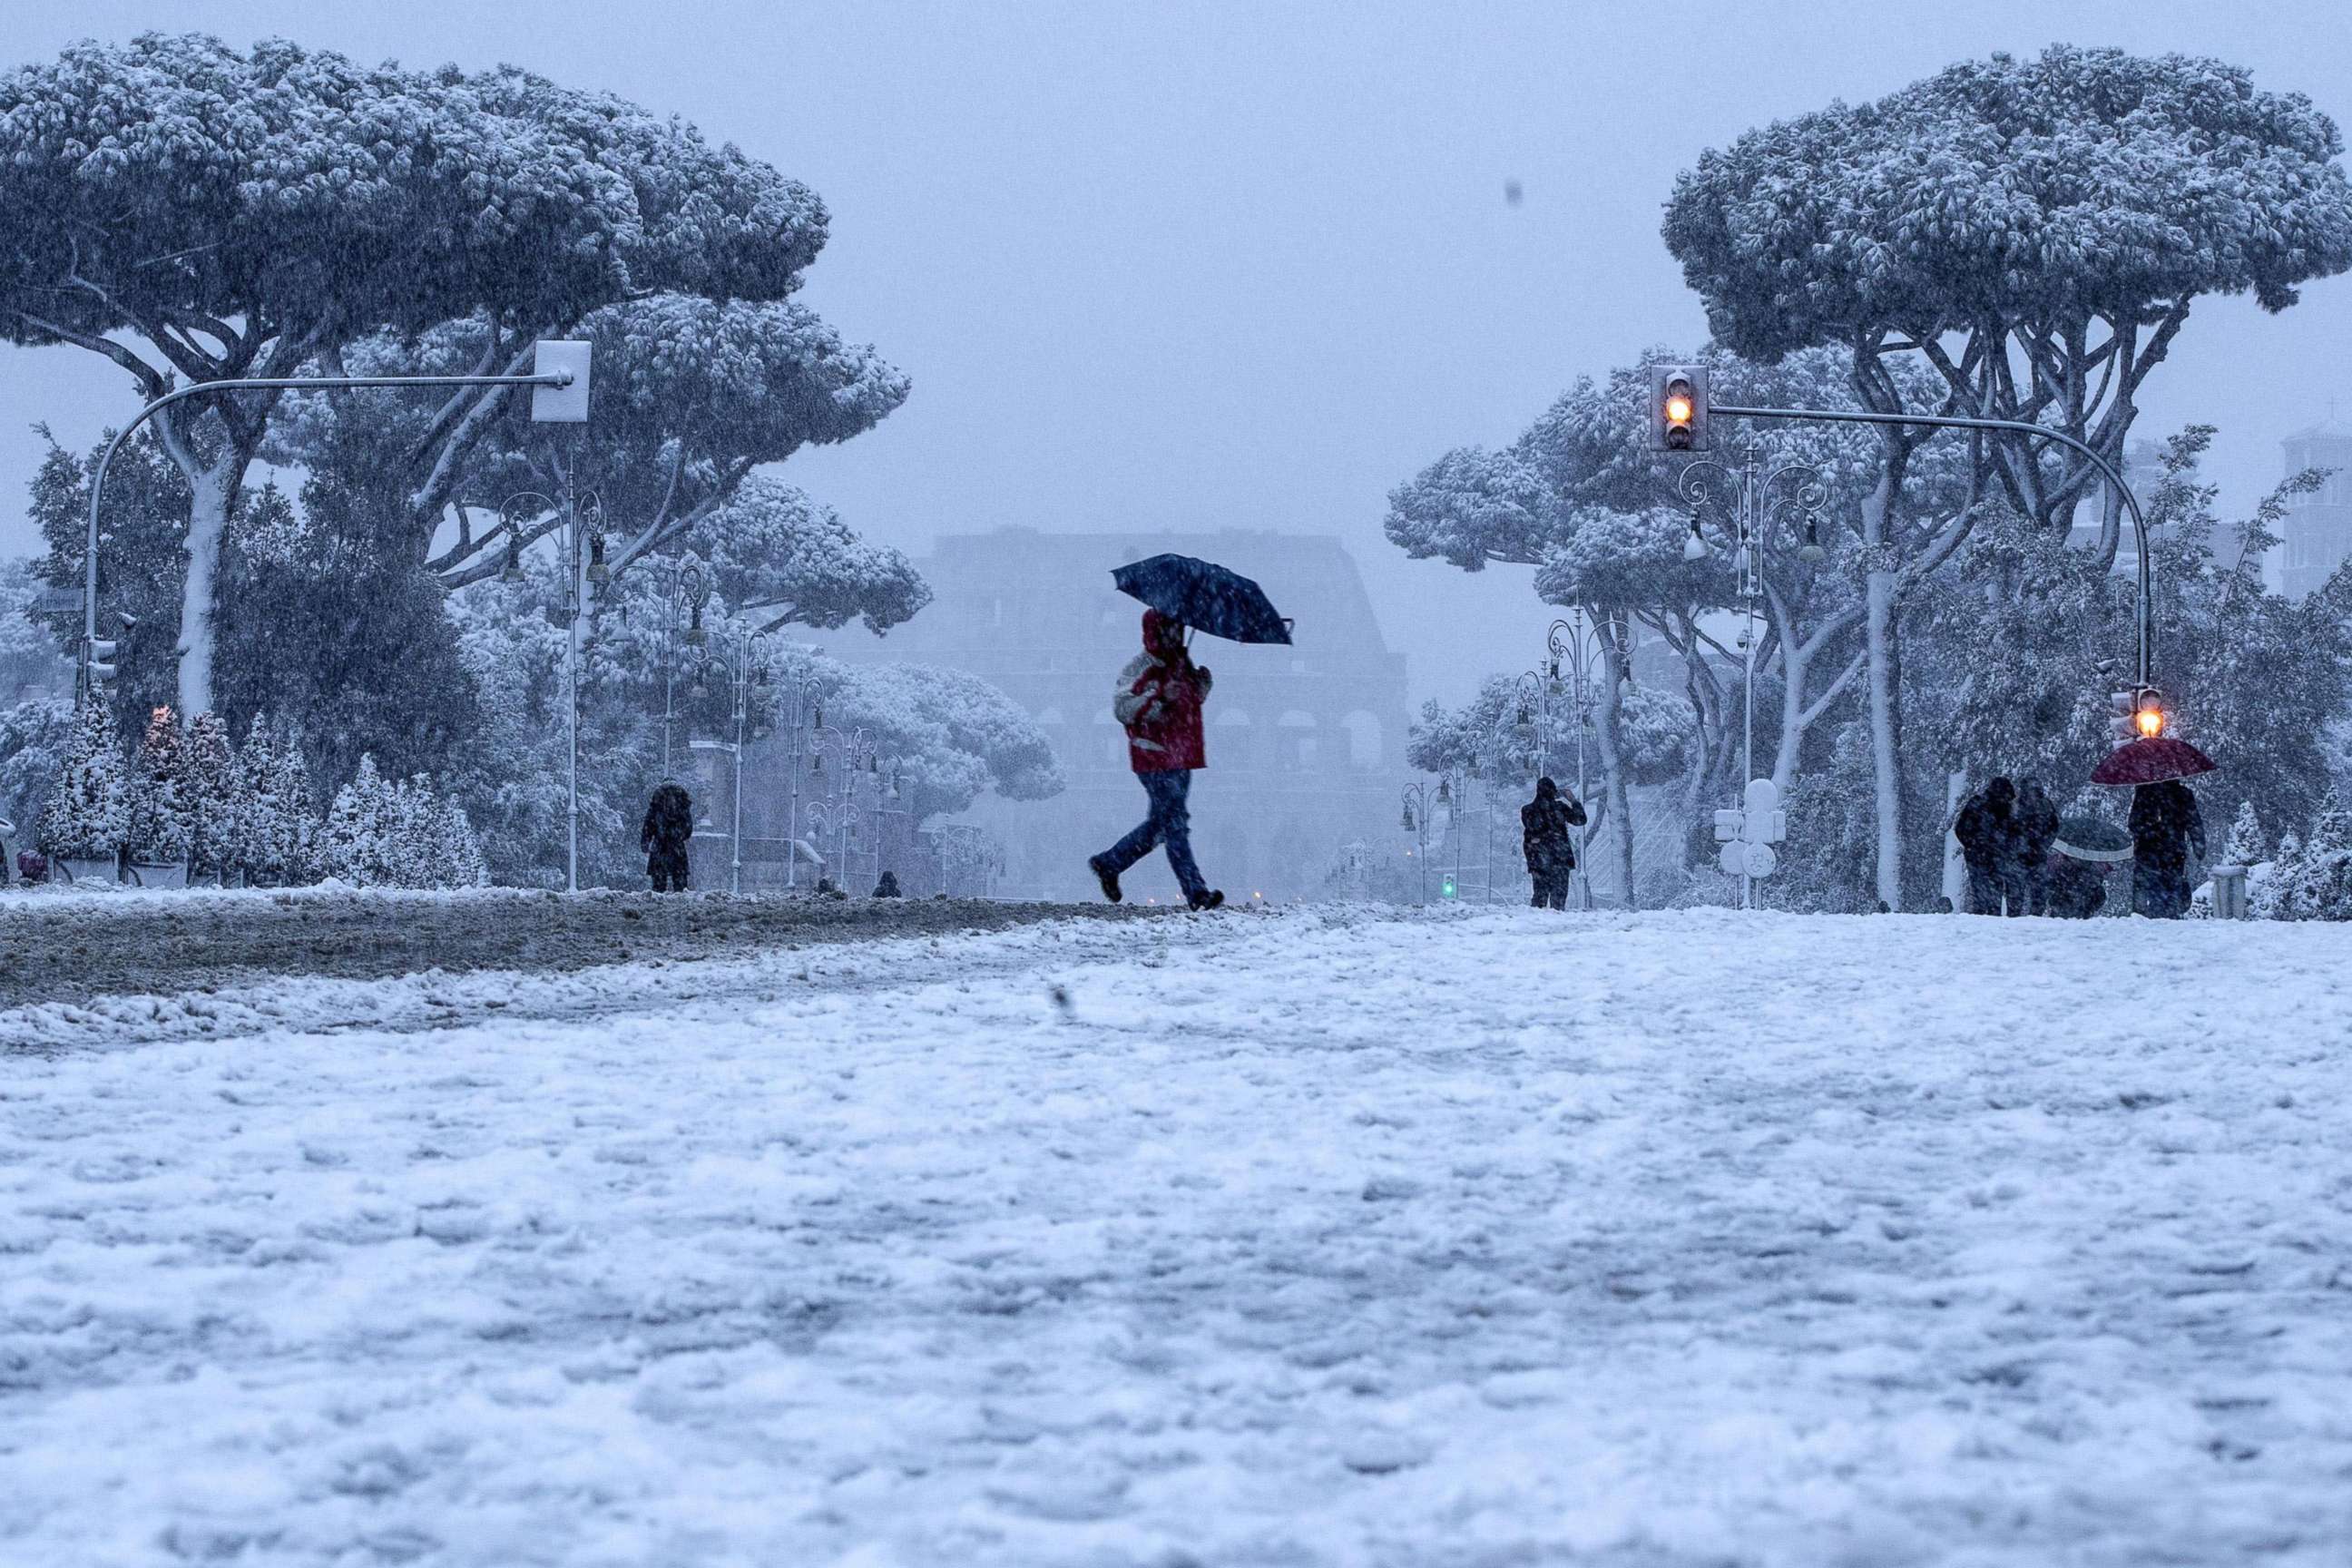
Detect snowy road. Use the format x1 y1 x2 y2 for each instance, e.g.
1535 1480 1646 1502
5 906 2352 1565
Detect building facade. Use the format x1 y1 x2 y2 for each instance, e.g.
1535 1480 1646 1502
2278 421 2352 601
820 528 1414 903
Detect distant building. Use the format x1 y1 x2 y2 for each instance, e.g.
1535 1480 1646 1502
2278 418 2352 601
821 528 1413 903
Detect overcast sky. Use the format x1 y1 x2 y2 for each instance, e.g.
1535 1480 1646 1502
6 0 2352 705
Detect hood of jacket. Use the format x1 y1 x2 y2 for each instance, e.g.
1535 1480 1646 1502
1142 608 1186 659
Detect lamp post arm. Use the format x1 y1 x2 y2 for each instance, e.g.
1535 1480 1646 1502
82 369 573 671
1712 401 2151 687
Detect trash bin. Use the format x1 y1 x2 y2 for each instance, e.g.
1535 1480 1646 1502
2210 864 2249 920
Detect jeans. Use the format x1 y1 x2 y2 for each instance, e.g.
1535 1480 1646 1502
1966 861 2026 916
1101 769 1206 900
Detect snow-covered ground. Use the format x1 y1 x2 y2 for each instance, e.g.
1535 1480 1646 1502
5 906 2351 1566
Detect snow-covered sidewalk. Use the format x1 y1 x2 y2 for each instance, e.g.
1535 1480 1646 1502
5 906 2350 1565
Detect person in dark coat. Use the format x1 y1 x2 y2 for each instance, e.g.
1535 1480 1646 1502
1089 609 1223 909
1954 776 2025 916
2129 779 2206 919
641 780 694 893
1520 777 1588 911
2014 779 2062 915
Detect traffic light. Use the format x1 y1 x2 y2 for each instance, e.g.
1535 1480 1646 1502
2109 687 2167 745
1440 872 1457 900
83 634 120 686
2108 690 2137 746
1650 365 1709 452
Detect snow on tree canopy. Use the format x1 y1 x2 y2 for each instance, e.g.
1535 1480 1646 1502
0 33 834 720
1662 44 2352 361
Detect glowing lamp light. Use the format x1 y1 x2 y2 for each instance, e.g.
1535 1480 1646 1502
2135 702 2166 740
1663 392 1693 425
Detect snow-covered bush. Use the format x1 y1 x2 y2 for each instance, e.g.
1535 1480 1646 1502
181 711 241 882
44 699 130 860
2221 800 2268 867
126 706 193 864
234 715 322 886
2254 798 2352 921
318 756 484 889
0 696 73 849
320 755 401 886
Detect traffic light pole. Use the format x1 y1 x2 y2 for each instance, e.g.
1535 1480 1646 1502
1710 402 2154 691
80 365 580 705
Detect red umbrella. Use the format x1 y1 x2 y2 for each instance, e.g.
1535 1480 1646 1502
2090 736 2218 787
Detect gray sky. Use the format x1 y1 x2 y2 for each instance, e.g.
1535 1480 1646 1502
6 0 2352 705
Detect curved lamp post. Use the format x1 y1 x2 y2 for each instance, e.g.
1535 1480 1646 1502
1400 777 1452 906
1546 612 1616 909
499 486 610 894
648 560 709 779
80 351 586 709
1673 446 1827 909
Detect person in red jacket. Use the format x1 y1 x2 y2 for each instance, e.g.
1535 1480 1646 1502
1089 609 1224 909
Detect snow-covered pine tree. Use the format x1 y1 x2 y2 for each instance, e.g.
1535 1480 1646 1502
434 797 490 889
270 723 323 884
320 754 388 886
391 773 443 888
44 699 130 862
2279 795 2352 921
2221 800 2268 867
233 713 283 883
127 706 193 866
181 711 240 884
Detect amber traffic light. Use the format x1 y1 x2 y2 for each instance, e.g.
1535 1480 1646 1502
1649 365 1709 452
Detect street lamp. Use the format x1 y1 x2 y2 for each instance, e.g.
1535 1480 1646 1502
692 622 766 896
808 724 875 887
1400 780 1437 905
78 348 590 710
1673 444 1827 909
1546 612 1615 909
1509 671 1546 786
648 561 708 779
499 485 609 894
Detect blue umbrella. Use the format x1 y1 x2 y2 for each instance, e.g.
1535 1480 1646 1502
1112 554 1293 644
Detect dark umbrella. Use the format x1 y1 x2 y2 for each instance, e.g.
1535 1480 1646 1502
2052 816 2133 865
1112 554 1293 644
2089 736 2218 788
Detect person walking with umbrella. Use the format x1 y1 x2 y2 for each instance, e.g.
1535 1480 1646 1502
1087 554 1293 911
2129 779 2206 918
2090 715 2219 920
1090 608 1222 909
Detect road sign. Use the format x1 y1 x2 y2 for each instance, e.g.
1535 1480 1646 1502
1745 842 1779 878
1718 841 1747 877
532 339 593 422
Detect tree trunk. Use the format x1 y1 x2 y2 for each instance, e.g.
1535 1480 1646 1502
174 455 241 724
1594 639 1636 909
1862 471 1905 910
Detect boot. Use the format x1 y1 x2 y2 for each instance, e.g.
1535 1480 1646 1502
1088 855 1122 903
